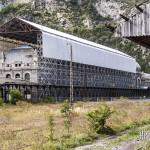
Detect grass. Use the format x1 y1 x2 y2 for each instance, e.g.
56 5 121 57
0 99 150 149
107 124 150 150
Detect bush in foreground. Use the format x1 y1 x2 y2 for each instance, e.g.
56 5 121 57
9 89 22 105
43 133 97 150
45 97 56 103
87 104 113 134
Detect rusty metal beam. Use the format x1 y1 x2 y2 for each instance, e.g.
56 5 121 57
0 30 39 34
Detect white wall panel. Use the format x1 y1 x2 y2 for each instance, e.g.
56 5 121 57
42 32 137 73
5 49 34 64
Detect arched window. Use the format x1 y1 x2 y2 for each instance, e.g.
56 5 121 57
137 78 141 87
15 73 21 79
6 74 11 79
25 73 30 81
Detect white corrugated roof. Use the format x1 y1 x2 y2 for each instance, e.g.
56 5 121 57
19 18 133 59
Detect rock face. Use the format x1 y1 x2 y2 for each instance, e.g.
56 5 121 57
95 0 125 20
3 0 125 20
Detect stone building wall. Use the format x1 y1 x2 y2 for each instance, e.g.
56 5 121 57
0 45 38 83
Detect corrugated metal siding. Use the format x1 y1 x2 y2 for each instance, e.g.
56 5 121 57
20 18 132 58
17 18 137 73
43 32 137 73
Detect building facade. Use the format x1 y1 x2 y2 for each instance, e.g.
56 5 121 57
0 45 38 83
0 18 141 90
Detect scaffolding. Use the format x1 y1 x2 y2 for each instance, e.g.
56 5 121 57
0 17 149 101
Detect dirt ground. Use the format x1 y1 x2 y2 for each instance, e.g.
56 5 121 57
0 99 150 150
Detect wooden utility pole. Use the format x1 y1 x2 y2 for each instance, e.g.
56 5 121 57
68 43 74 106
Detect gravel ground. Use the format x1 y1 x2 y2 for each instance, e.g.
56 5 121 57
112 140 141 150
75 140 142 150
75 140 107 150
75 130 149 150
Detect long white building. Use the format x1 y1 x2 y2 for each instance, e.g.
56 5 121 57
0 18 141 89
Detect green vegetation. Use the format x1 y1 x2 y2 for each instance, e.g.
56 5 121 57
43 133 97 150
60 100 72 136
45 97 56 104
48 115 55 142
87 104 113 134
0 3 24 15
9 89 22 105
45 101 98 149
0 97 3 106
0 100 150 149
110 125 150 149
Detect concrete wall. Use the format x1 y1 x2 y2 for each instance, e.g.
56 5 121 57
0 45 38 83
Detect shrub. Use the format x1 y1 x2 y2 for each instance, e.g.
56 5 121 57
0 4 18 14
42 142 57 150
0 97 3 107
54 133 98 149
87 104 113 134
9 89 22 105
60 100 72 136
46 97 56 103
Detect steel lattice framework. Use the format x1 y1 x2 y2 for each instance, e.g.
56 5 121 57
0 18 148 101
